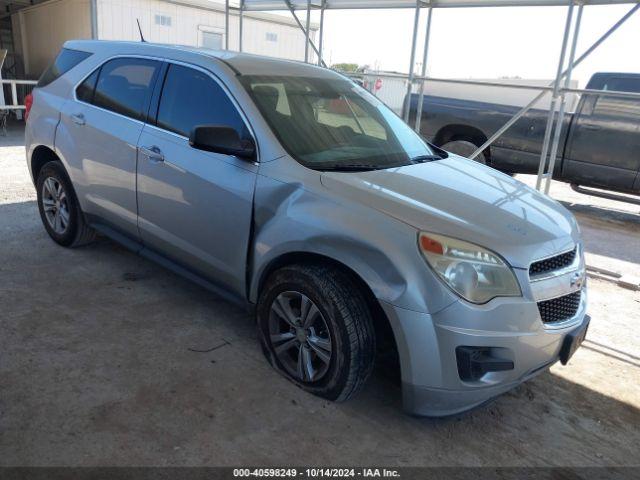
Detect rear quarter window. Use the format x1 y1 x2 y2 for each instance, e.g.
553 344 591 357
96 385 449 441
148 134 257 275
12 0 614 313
37 48 93 88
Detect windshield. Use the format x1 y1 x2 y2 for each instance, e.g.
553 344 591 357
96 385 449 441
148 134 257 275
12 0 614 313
240 75 438 171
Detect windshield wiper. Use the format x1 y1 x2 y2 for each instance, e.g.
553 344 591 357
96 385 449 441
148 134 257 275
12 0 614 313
317 164 385 172
410 154 444 163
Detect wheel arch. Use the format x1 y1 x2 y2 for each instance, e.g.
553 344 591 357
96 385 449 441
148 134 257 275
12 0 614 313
254 251 401 379
29 145 61 184
433 124 491 162
29 145 87 222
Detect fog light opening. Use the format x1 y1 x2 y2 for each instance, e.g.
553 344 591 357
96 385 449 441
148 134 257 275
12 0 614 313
456 346 514 382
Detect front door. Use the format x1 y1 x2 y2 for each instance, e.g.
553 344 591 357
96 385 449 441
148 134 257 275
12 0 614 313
563 75 640 192
60 57 162 237
136 63 257 298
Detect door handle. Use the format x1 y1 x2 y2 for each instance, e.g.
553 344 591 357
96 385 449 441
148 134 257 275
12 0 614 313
581 123 602 131
139 145 165 163
70 113 85 126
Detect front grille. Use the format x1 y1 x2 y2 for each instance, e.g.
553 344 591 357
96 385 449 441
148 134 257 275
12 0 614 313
537 291 581 323
529 247 577 277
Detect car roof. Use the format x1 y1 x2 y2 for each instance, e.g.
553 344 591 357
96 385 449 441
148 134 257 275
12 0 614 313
64 40 341 79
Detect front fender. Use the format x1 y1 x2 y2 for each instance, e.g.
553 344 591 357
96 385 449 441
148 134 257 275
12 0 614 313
249 162 457 314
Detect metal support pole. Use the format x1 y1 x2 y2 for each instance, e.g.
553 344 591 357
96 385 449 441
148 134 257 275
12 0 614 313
536 0 574 191
544 3 583 194
239 0 244 52
318 2 325 66
283 0 327 68
10 82 17 106
90 0 98 40
570 3 639 76
225 0 230 50
402 1 421 122
470 3 640 161
305 0 311 63
415 6 433 133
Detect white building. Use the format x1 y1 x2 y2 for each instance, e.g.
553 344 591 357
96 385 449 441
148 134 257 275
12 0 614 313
10 0 318 78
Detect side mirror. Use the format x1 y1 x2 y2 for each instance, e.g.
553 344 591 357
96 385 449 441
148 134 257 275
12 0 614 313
189 125 256 160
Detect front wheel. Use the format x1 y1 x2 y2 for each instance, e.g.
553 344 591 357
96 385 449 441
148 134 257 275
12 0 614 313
257 264 376 402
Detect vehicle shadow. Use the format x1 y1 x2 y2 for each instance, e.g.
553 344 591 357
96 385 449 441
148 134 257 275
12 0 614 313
561 200 640 228
534 194 640 266
2 198 639 467
0 120 27 148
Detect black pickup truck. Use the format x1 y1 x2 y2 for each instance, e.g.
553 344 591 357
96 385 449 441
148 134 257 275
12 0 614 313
408 72 640 197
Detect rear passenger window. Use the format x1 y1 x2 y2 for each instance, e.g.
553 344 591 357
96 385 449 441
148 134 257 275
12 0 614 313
37 48 92 88
156 64 249 139
76 69 99 103
92 58 161 121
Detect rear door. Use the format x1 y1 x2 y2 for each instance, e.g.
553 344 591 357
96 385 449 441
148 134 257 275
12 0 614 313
59 57 162 238
562 75 640 191
136 63 258 298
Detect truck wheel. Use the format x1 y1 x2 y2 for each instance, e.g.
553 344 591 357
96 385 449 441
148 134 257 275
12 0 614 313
257 264 376 402
36 161 96 247
441 140 488 164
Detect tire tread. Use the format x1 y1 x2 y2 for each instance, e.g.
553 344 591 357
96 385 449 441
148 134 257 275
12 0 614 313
37 160 96 248
260 263 376 402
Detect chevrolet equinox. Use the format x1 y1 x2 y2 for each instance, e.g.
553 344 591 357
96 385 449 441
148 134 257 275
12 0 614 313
25 41 589 416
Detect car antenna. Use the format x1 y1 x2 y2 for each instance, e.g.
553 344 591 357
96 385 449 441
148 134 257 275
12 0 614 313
136 19 146 42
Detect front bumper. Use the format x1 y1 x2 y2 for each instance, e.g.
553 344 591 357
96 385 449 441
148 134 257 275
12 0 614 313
380 289 588 417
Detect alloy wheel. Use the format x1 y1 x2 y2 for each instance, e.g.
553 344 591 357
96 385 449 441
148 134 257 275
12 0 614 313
41 177 70 234
268 291 333 383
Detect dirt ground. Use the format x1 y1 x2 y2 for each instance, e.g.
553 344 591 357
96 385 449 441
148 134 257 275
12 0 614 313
1 122 639 467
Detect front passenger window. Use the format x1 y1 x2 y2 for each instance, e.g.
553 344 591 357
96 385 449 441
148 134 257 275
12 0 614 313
156 64 249 140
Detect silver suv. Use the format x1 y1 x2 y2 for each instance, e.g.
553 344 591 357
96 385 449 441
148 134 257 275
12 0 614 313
26 40 589 416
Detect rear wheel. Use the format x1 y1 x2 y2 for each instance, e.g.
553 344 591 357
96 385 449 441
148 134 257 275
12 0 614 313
36 161 96 247
257 264 376 402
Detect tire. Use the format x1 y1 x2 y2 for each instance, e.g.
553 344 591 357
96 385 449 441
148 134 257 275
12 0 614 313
36 161 96 247
441 139 488 164
257 264 376 402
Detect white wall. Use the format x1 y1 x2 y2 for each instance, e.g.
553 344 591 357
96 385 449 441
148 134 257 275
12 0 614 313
96 0 317 62
418 78 580 112
15 0 92 77
361 73 581 115
361 74 407 115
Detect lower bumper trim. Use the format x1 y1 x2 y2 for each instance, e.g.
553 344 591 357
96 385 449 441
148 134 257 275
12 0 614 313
402 381 519 418
559 314 591 365
402 355 561 417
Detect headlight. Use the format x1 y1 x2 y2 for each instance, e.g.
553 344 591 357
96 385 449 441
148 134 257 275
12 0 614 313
418 232 521 304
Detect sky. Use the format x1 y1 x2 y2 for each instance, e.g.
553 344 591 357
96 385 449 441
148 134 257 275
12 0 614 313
260 4 640 88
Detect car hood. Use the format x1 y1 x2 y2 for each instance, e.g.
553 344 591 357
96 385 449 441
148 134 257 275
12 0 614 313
320 155 580 269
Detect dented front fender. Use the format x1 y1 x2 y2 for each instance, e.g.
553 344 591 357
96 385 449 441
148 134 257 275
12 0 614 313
249 157 457 314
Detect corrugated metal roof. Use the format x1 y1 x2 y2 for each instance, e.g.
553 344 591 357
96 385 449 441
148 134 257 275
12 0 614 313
1 0 318 29
243 0 639 10
0 0 49 16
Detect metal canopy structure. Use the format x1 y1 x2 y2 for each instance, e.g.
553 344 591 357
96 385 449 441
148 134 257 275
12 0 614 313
242 0 638 9
224 0 640 195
